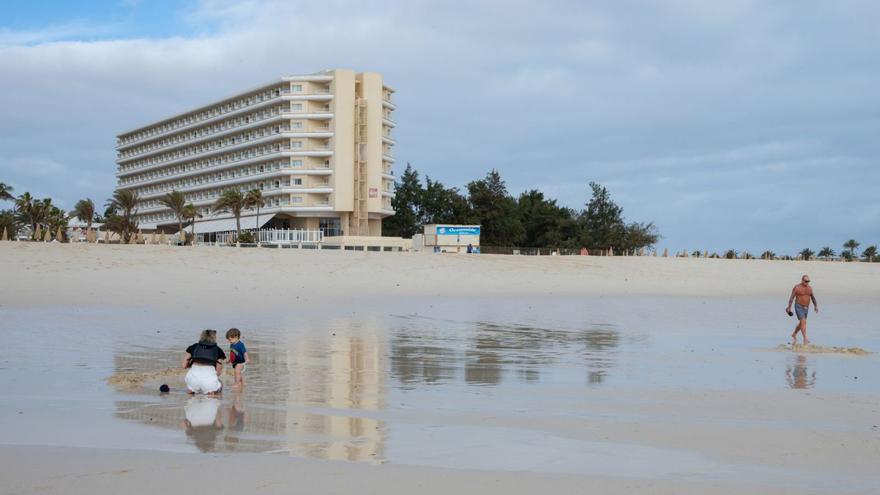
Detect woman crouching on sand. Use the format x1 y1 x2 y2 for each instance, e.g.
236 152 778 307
183 329 226 395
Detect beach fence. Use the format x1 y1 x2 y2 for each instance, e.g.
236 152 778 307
197 228 324 247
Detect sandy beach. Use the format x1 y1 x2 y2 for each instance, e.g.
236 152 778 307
1 243 879 494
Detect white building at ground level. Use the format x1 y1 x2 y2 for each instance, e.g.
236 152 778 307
114 69 396 237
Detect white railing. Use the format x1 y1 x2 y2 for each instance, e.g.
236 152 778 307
197 228 324 246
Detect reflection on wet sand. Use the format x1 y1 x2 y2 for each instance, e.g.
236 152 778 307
786 354 817 389
391 317 623 387
114 327 387 460
113 314 629 458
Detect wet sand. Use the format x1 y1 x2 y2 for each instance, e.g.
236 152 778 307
1 244 879 494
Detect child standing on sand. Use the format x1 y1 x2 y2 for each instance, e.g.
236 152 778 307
226 328 249 388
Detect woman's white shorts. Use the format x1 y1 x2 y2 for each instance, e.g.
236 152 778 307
185 364 222 394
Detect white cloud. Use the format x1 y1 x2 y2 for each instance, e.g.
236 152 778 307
0 0 878 252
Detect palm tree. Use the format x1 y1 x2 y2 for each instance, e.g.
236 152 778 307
0 182 14 202
843 239 860 260
798 248 814 261
245 189 266 243
863 245 878 263
213 189 247 243
724 249 737 259
14 192 35 235
71 199 96 232
760 250 776 260
159 190 187 238
817 247 835 261
46 205 68 241
105 190 140 243
183 203 202 245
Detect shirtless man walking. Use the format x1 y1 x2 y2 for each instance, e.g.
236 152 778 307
787 274 818 346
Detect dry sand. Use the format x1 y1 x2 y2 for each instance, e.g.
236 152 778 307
1 242 879 494
1 242 878 308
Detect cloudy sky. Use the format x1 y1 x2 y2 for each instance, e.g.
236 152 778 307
0 0 877 253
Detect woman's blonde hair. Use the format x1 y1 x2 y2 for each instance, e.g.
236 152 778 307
199 329 217 343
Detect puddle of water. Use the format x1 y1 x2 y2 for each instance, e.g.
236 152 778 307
0 296 878 490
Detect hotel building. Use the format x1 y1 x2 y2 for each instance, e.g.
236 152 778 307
114 69 396 237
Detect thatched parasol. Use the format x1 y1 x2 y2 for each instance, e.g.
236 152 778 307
33 224 42 241
103 230 110 243
662 248 668 257
1 226 7 241
43 228 52 242
160 232 167 245
149 232 156 244
55 226 63 242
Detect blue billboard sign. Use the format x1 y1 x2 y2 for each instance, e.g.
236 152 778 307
436 226 480 236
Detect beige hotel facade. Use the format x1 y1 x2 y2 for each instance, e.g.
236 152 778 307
115 69 396 237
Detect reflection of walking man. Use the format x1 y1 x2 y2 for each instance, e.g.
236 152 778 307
787 274 818 346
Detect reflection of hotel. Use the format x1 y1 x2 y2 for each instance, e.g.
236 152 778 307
287 320 385 462
115 69 396 237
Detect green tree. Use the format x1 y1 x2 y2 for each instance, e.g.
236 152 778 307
0 182 14 202
159 190 187 236
843 239 860 259
0 209 16 239
724 249 738 259
14 192 36 234
71 198 96 231
817 247 835 260
213 189 248 242
516 190 579 247
46 205 68 241
245 189 266 234
466 170 524 246
761 250 776 260
799 248 815 260
863 245 877 263
621 221 660 252
183 203 202 245
105 189 139 243
421 177 471 226
580 182 625 249
383 163 423 237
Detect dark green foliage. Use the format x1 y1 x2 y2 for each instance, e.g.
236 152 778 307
382 166 660 251
383 164 422 238
466 170 524 246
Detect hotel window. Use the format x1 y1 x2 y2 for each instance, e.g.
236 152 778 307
291 160 302 167
291 141 303 148
291 121 303 129
291 196 303 204
292 178 302 185
291 103 303 111
292 85 302 92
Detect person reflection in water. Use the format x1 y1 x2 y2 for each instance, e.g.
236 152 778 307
181 396 224 452
785 355 816 389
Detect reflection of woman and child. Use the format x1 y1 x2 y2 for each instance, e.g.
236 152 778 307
180 328 250 452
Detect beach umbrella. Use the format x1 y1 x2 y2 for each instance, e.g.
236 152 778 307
662 248 668 257
55 226 63 242
43 228 52 242
704 250 708 258
160 232 167 245
103 230 109 244
653 250 657 257
609 247 614 256
86 228 94 243
33 224 42 241
1 227 7 241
